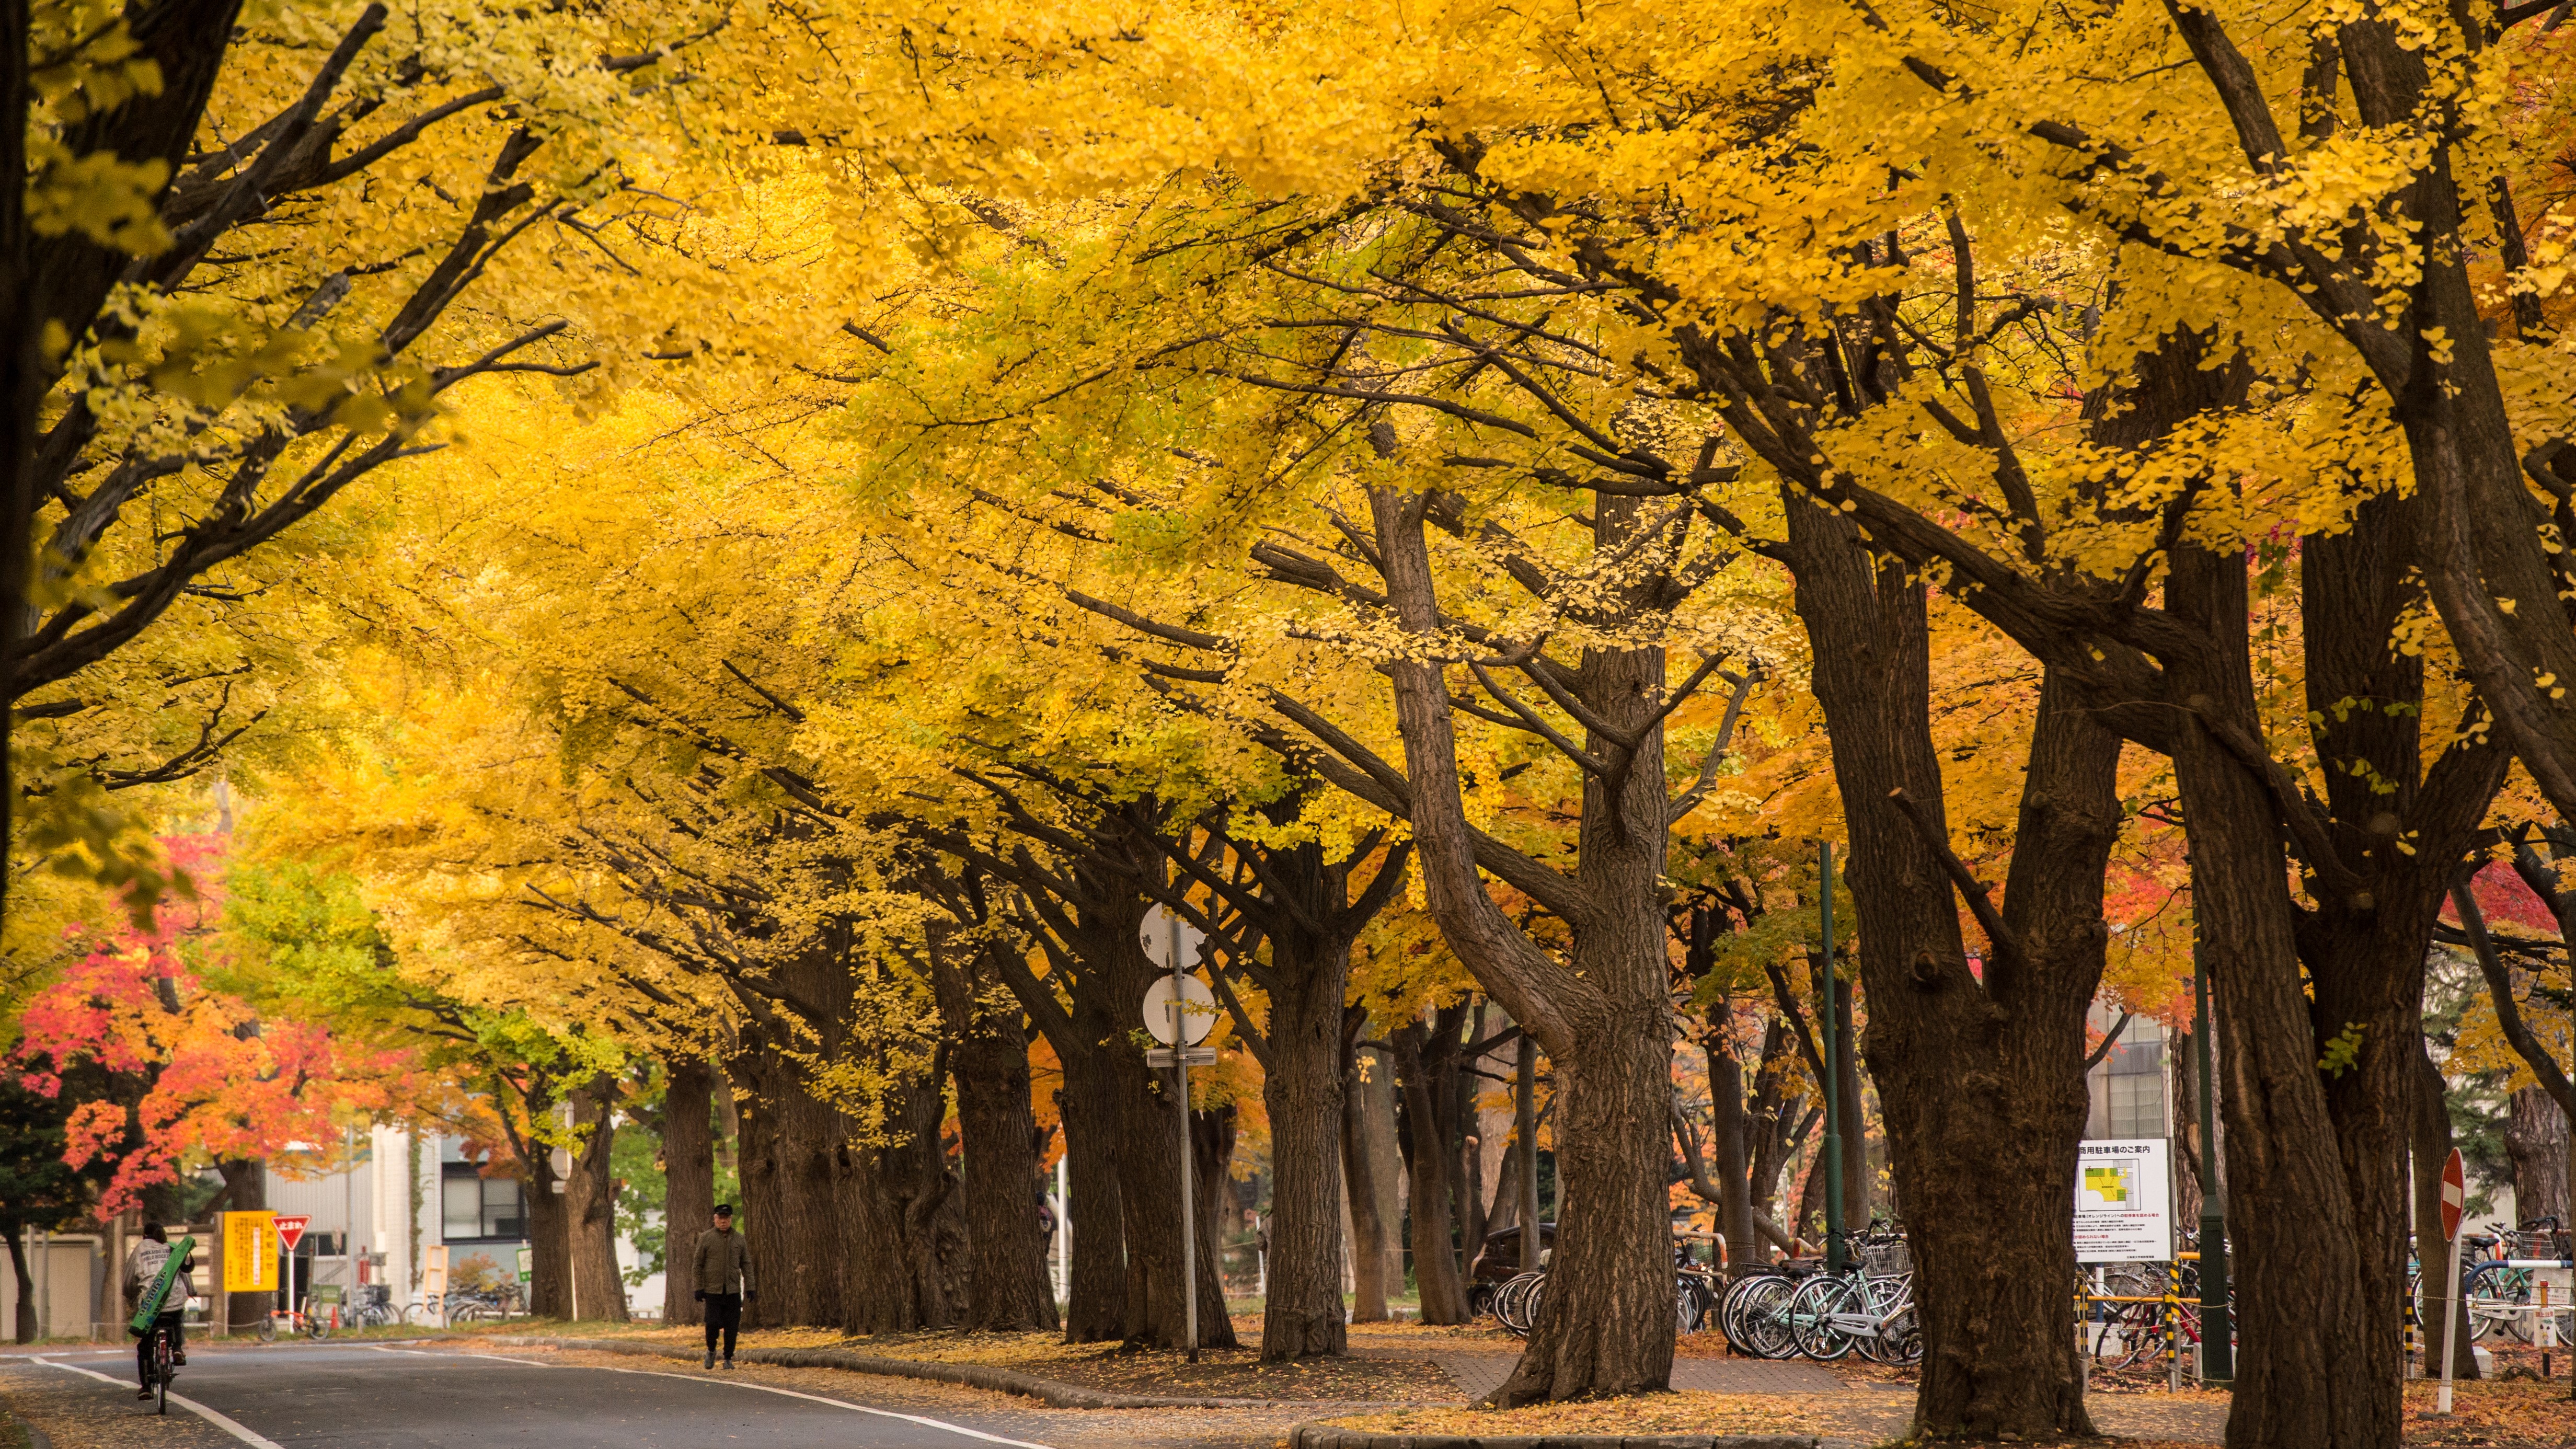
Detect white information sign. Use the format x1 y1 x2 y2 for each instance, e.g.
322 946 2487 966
1142 974 1218 1046
1137 905 1208 971
2074 1137 2172 1263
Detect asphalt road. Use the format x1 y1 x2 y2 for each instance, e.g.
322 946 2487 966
8 1343 1148 1449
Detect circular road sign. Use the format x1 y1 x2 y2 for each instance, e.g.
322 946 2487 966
1143 974 1218 1047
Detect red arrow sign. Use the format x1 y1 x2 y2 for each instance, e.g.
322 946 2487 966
274 1214 312 1252
2439 1148 2466 1242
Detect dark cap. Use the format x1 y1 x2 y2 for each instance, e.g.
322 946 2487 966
712 1204 733 1217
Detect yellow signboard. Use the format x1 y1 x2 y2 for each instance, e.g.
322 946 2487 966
224 1211 279 1293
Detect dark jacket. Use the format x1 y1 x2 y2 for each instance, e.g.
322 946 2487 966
694 1227 754 1296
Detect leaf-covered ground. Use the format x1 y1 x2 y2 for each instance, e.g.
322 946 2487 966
1321 1390 1824 1440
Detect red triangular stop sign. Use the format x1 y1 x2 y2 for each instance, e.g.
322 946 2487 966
2439 1148 2466 1242
275 1214 311 1251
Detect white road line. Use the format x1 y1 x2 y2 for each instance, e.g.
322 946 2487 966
381 1346 1061 1449
33 1356 286 1449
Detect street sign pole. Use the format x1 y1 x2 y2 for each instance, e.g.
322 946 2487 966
276 1215 312 1327
1818 841 1844 1273
1167 912 1198 1364
2437 1147 2467 1415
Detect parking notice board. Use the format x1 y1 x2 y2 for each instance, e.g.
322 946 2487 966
2075 1138 2172 1263
224 1211 279 1292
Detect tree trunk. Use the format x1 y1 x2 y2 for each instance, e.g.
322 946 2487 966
564 1077 629 1322
6 1224 34 1343
1509 997 1678 1401
2506 1086 2571 1226
769 1060 847 1329
1392 1011 1470 1325
1055 1049 1129 1342
521 1136 570 1322
1705 1034 1756 1273
1108 1034 1238 1348
1258 947 1351 1357
2166 538 2386 1449
729 1039 789 1330
843 1047 957 1335
1784 460 2115 1439
2172 1024 2203 1231
1832 975 1868 1232
216 1159 269 1330
663 1056 714 1327
1360 481 1686 1404
2413 1046 2478 1381
937 943 1059 1333
1350 1036 1391 1320
2293 476 2505 1431
1193 1102 1237 1295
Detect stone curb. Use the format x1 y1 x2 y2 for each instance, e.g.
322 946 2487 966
484 1334 1329 1409
1288 1429 1818 1449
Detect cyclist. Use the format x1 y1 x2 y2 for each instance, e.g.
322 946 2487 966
123 1224 195 1399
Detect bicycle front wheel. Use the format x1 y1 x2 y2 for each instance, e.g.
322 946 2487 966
1789 1275 1860 1361
255 1314 277 1343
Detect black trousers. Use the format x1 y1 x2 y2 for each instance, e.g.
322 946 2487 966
704 1293 742 1359
135 1311 183 1384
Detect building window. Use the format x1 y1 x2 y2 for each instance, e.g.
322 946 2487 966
2101 1022 2166 1138
441 1168 525 1241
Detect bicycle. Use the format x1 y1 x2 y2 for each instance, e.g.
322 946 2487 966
256 1296 334 1342
1789 1230 1920 1364
142 1317 179 1415
348 1285 401 1330
1492 1270 1547 1338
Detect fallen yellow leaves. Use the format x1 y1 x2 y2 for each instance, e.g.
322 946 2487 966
1321 1390 1823 1439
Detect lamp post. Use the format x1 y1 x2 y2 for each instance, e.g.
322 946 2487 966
2194 942 2232 1386
1819 842 1845 1273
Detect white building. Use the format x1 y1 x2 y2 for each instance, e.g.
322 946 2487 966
264 1127 662 1319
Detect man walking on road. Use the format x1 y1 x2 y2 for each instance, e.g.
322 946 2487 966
693 1204 754 1368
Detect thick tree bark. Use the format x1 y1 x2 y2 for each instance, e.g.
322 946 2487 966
520 1136 570 1322
564 1077 629 1322
934 936 1059 1332
1392 1008 1472 1325
1257 949 1351 1357
842 1049 957 1334
2506 1086 2571 1228
1343 1032 1395 1322
728 1037 790 1330
2291 478 2506 1429
663 1057 714 1327
1364 483 1686 1405
2166 538 2385 1449
1054 1051 1129 1341
1782 464 2115 1439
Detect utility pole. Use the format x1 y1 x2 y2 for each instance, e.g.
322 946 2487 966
2194 942 2232 1386
1818 842 1845 1273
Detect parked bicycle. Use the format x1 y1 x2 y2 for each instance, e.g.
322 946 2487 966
256 1296 332 1342
1786 1228 1920 1364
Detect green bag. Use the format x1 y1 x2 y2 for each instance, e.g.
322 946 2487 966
128 1235 196 1333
